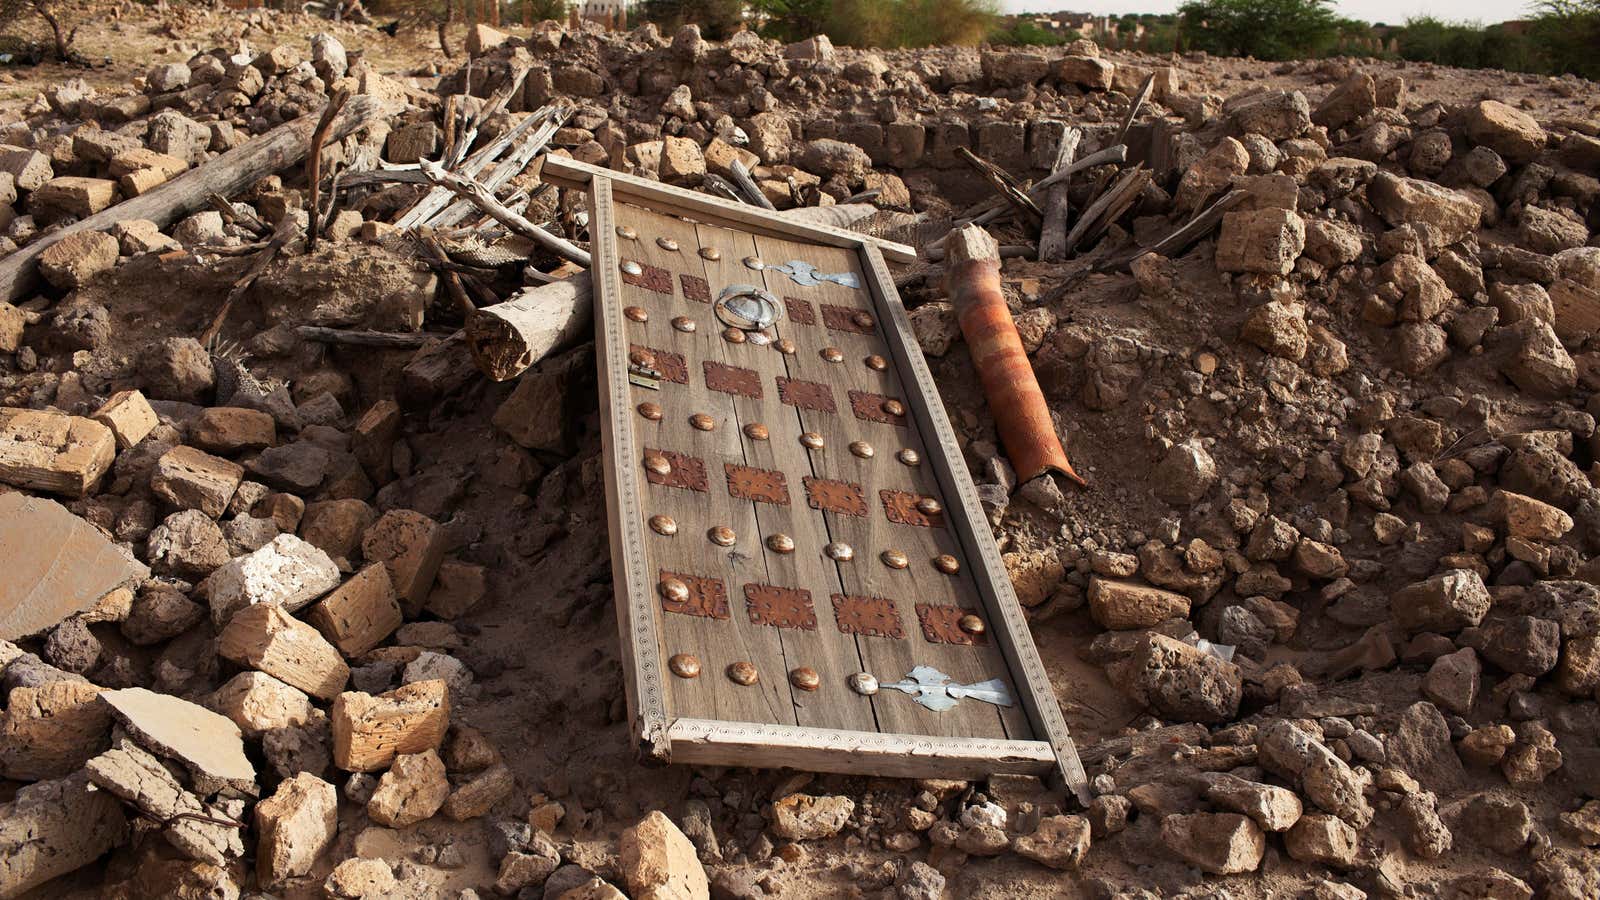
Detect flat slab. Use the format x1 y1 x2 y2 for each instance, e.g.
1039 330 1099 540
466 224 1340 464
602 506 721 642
0 492 150 641
99 687 256 796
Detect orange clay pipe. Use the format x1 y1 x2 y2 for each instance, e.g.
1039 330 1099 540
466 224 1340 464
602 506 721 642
943 224 1087 488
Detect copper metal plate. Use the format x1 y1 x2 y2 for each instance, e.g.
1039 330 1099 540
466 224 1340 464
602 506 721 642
803 477 869 517
660 571 731 620
725 463 790 505
642 449 709 492
630 345 688 384
622 262 673 295
778 378 837 414
881 489 946 528
785 297 816 325
744 584 818 631
704 361 763 399
822 303 875 334
832 594 905 639
680 274 711 303
849 389 908 426
916 603 989 645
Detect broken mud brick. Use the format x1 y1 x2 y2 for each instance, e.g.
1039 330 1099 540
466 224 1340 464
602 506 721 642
659 571 729 620
744 584 817 630
822 303 875 334
643 449 709 492
629 345 688 384
916 603 989 646
703 361 763 398
849 390 908 427
832 595 905 639
785 297 817 325
680 273 710 302
803 476 869 517
881 489 946 528
621 261 673 295
725 463 790 505
777 377 837 413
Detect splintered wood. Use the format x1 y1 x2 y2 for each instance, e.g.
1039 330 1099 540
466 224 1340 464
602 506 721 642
540 158 1086 794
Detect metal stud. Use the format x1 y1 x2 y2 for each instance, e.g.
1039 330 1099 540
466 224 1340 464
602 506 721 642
637 402 663 421
774 338 797 355
848 440 875 459
880 549 908 569
656 237 680 251
722 327 747 344
708 526 737 547
800 432 825 450
742 256 764 271
747 331 771 346
698 246 722 261
629 348 656 367
690 413 716 431
789 667 821 692
882 399 906 417
932 554 961 575
852 311 875 329
744 422 770 441
959 614 987 636
616 225 638 240
915 497 943 515
669 653 701 678
766 533 795 554
820 347 844 363
624 306 649 322
620 260 643 276
671 316 697 333
658 578 689 604
897 448 921 466
727 661 759 686
643 454 672 476
848 672 879 696
649 515 678 536
824 542 855 562
865 355 889 371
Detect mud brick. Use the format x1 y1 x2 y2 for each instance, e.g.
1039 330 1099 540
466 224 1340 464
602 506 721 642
0 680 109 780
785 296 816 325
306 563 402 657
744 584 817 630
0 408 115 498
915 603 988 646
704 361 762 398
881 489 946 528
725 463 789 505
190 407 277 454
361 510 448 617
331 680 450 772
621 260 673 295
821 303 876 334
659 571 730 620
37 230 118 290
831 595 904 639
976 121 1027 171
777 377 836 413
926 121 971 169
30 176 116 223
90 389 158 450
630 345 688 384
849 390 908 427
643 449 708 492
217 603 351 701
151 445 244 518
680 273 710 302
425 559 486 619
0 772 128 899
804 477 868 517
352 399 401 482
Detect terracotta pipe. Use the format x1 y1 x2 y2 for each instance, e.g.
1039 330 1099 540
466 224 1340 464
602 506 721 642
943 224 1087 488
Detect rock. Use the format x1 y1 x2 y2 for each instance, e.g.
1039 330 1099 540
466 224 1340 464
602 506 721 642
1240 299 1309 360
620 810 709 900
1011 814 1090 869
1313 72 1376 130
1395 791 1452 857
1285 814 1358 868
1557 800 1600 846
362 510 447 617
402 650 472 702
30 177 115 224
85 740 245 865
441 761 514 821
0 679 109 780
1054 55 1114 91
0 145 54 191
1087 577 1190 630
800 139 871 182
36 231 118 292
307 563 402 657
1175 137 1249 211
1200 772 1303 831
331 679 450 772
247 442 331 494
152 445 244 518
324 857 397 899
1259 720 1373 826
1391 569 1490 633
1153 439 1216 505
1465 615 1560 676
119 588 204 648
205 533 341 628
1386 701 1464 791
1217 208 1305 275
139 337 214 403
495 833 560 894
368 749 449 827
90 390 159 450
99 686 255 795
1421 647 1480 715
769 793 854 840
1459 724 1516 767
255 772 337 886
1519 205 1588 254
191 407 277 454
147 509 231 579
466 23 509 56
659 136 704 185
0 408 117 498
1496 490 1572 541
1459 792 1533 854
1110 631 1242 723
1498 318 1577 397
1161 812 1265 874
425 560 486 619
217 603 349 701
1463 100 1546 165
1227 90 1311 140
1367 172 1479 251
0 493 148 641
0 771 128 897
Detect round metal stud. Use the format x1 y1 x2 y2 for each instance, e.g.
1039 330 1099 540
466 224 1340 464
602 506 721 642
820 347 844 363
669 653 701 678
742 256 765 271
690 413 716 431
629 348 656 367
747 331 771 346
932 554 961 575
616 225 638 240
708 526 737 547
897 448 922 466
865 355 889 371
643 454 672 476
649 515 678 536
800 432 825 451
656 237 680 251
915 497 943 516
848 440 875 459
722 327 747 344
743 422 770 441
658 578 689 603
766 533 795 554
882 399 906 417
880 549 909 569
637 402 663 421
824 542 855 562
620 260 643 276
727 661 759 686
671 316 697 333
848 672 879 696
959 614 987 636
698 246 722 261
774 338 797 355
789 667 821 692
852 311 875 329
624 306 649 323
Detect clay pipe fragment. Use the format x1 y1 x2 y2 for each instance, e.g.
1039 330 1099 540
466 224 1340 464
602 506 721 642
943 223 1087 488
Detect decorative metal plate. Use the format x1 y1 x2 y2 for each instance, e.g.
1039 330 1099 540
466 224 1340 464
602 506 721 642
661 571 730 620
622 262 673 295
680 274 711 303
778 378 837 413
630 346 688 384
832 594 905 639
849 389 908 426
744 584 818 631
803 477 868 517
725 463 790 505
704 362 763 399
881 489 946 528
821 303 875 334
643 449 709 492
785 297 817 325
916 603 989 646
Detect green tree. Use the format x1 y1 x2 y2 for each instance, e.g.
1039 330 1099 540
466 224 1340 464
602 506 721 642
637 0 747 39
753 0 995 48
0 0 81 61
1178 0 1340 59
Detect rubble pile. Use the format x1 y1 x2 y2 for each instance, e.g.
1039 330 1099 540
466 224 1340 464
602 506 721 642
0 7 1597 899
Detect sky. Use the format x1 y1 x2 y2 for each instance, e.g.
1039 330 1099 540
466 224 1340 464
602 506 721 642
1004 0 1538 27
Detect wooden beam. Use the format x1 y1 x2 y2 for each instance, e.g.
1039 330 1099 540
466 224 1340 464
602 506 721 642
418 159 592 267
1037 126 1082 263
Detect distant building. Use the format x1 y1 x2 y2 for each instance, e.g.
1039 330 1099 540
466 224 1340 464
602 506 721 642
576 0 632 27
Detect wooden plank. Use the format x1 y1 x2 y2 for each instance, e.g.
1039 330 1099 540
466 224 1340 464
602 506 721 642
540 156 916 265
668 718 1055 778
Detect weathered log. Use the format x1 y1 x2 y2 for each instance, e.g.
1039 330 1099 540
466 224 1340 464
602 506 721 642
297 327 436 348
728 159 776 210
1037 126 1082 263
0 93 388 303
1095 189 1247 273
465 273 593 381
417 159 591 267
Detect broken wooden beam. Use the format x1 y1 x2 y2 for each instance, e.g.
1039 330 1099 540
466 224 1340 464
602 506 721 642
465 272 593 381
417 159 591 268
1037 126 1082 263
